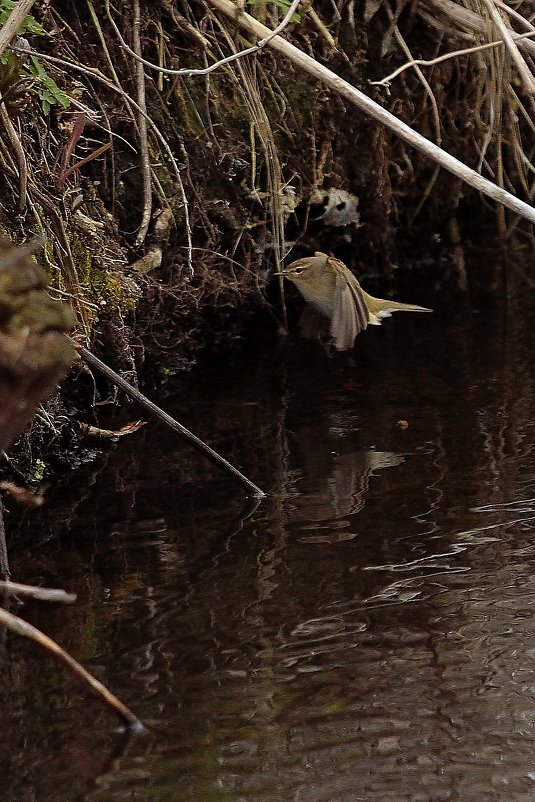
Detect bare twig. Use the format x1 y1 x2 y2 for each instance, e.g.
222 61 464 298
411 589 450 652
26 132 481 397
104 0 301 77
70 339 266 498
161 0 210 49
0 607 143 730
86 0 123 86
370 30 535 86
59 141 112 183
132 0 152 247
86 0 141 220
0 100 27 211
207 0 535 225
0 580 76 603
0 0 37 58
307 7 337 51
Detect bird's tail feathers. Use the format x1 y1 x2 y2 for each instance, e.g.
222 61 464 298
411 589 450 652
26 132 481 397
365 296 432 325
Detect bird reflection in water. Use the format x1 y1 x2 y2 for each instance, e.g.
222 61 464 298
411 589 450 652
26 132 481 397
294 450 405 540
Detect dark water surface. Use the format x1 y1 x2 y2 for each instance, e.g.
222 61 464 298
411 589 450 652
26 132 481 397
4 283 535 801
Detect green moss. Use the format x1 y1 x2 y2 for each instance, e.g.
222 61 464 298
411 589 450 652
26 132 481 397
71 238 93 286
100 271 141 311
70 237 141 313
33 458 45 482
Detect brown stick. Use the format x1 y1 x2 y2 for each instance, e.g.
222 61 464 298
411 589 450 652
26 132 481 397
55 111 87 186
0 607 143 730
70 339 266 498
59 141 112 183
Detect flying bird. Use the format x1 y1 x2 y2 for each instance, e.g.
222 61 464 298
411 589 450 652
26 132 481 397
278 252 432 351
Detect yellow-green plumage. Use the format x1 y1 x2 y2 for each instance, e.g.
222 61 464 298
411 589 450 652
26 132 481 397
279 252 432 351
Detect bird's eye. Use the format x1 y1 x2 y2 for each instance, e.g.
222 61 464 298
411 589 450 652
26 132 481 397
293 267 303 274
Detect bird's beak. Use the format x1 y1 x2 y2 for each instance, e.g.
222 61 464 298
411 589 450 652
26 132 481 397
273 270 286 276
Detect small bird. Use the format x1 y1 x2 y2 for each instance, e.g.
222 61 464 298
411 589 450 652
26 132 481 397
277 252 432 351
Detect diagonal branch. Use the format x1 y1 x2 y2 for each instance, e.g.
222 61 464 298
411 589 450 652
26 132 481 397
207 0 535 226
70 339 266 498
0 607 143 730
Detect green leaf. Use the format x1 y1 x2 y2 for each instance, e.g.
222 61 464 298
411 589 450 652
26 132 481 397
25 55 71 113
0 0 45 35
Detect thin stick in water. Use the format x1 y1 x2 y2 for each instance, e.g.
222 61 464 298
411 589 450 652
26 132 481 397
0 607 143 730
70 339 266 498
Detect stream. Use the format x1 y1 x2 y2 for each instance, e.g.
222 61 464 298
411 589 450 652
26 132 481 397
3 264 535 801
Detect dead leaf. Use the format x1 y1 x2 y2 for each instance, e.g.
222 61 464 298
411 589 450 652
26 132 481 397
79 420 146 438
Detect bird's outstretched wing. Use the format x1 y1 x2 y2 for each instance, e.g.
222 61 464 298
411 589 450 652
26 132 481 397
329 257 369 350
